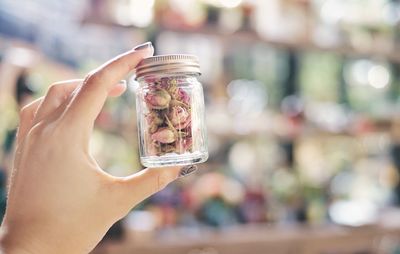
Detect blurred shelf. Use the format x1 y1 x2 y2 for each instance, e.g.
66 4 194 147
82 16 400 63
161 26 400 64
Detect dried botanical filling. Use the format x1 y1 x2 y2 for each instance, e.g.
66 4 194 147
144 77 193 156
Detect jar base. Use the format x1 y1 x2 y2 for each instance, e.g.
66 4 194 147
141 151 208 168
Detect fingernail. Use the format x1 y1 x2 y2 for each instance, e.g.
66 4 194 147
133 42 152 51
178 165 198 178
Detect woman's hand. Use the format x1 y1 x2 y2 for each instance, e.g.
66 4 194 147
0 42 197 254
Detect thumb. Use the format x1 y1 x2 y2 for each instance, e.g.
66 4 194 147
115 165 197 208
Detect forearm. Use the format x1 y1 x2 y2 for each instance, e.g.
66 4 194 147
0 224 48 254
0 231 34 254
0 244 34 254
0 220 109 254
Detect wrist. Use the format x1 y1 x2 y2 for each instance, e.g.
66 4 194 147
0 223 46 254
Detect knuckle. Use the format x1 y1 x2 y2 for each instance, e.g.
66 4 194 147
26 121 45 141
19 106 30 119
47 83 60 95
85 71 102 85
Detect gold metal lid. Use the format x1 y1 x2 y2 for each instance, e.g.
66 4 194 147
135 54 201 79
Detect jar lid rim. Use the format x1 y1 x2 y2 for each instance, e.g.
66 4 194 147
135 54 201 78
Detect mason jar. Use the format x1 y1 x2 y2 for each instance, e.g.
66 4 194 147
134 54 208 167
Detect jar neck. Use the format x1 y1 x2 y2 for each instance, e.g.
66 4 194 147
137 73 199 83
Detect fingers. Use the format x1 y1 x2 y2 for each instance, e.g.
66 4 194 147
108 80 127 97
64 43 154 131
32 80 82 125
117 165 198 206
33 80 127 125
16 97 43 145
17 79 127 145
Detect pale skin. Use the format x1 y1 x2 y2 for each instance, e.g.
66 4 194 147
0 43 189 253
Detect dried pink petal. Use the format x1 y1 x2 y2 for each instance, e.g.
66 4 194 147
175 137 193 154
185 137 193 150
177 88 190 104
175 119 191 130
151 128 176 143
168 106 190 127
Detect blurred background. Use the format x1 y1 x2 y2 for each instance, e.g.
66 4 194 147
1 0 400 253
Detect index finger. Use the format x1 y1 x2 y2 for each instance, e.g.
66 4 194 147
64 42 153 129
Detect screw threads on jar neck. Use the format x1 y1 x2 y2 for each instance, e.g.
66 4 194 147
135 54 201 79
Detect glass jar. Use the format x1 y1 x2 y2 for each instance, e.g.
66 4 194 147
134 55 208 167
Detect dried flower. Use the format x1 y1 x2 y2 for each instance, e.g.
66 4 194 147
149 124 159 134
146 111 164 125
144 77 194 155
161 144 176 154
175 137 192 154
144 89 171 109
177 88 190 104
146 112 164 133
148 141 160 156
170 99 189 108
176 119 191 130
151 128 176 143
158 77 179 95
168 106 190 127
